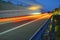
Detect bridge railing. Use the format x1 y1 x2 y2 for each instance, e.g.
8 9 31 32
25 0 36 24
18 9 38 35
29 16 56 40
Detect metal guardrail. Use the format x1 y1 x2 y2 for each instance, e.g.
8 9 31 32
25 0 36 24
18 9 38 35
29 16 56 40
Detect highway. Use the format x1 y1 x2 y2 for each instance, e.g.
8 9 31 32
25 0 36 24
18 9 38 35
0 14 51 40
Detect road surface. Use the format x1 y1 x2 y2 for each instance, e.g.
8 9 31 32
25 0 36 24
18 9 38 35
0 14 51 40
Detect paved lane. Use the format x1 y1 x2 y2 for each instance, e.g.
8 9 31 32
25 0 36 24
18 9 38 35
0 14 48 32
0 14 52 40
0 18 49 40
0 19 34 33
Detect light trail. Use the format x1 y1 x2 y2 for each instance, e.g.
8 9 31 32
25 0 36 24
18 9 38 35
0 13 52 35
0 14 52 23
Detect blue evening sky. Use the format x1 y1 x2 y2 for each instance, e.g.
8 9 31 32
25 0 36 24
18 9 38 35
2 0 60 12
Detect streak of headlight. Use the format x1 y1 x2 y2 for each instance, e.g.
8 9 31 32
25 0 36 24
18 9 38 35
0 14 52 23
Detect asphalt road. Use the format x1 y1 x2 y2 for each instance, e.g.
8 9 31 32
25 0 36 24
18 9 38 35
0 18 49 40
0 19 34 33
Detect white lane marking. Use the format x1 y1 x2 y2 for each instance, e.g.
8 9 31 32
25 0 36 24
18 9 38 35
0 15 51 35
29 18 50 40
0 18 42 35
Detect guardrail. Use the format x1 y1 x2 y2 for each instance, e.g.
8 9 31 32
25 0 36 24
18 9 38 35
29 16 56 40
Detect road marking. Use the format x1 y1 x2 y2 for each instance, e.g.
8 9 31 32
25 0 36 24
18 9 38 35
29 18 49 40
29 17 52 40
0 17 42 35
0 14 51 35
